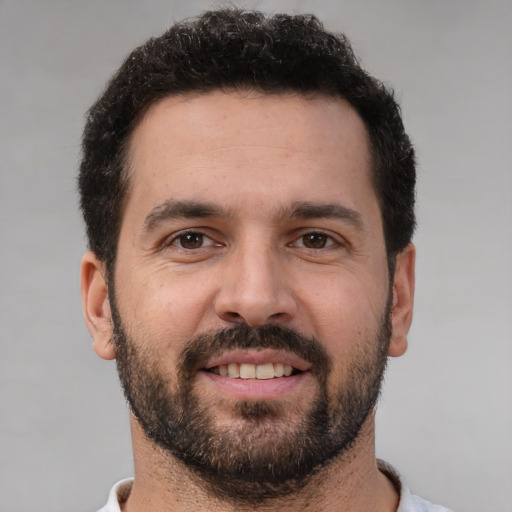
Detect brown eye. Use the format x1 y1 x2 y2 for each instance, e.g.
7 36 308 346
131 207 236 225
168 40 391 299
175 233 205 249
302 233 329 249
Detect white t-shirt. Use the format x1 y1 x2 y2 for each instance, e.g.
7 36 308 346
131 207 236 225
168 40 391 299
97 460 452 512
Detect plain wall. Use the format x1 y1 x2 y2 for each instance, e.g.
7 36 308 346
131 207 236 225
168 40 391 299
1 1 511 511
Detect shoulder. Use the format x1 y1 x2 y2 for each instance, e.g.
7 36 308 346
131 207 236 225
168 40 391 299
400 491 453 512
96 478 134 512
377 460 453 512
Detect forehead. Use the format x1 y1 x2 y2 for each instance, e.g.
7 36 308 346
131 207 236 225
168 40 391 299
125 90 376 221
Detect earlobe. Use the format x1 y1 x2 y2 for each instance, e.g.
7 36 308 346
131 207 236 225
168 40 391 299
388 243 415 358
81 252 116 360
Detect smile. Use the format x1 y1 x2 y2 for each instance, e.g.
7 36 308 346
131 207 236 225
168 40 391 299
207 362 298 379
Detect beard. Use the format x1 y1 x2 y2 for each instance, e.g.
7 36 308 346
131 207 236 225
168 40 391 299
111 298 391 504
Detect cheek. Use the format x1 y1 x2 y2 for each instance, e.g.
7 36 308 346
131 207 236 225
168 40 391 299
115 269 217 351
298 271 385 351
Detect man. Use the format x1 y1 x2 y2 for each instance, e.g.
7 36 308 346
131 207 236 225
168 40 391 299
79 8 451 512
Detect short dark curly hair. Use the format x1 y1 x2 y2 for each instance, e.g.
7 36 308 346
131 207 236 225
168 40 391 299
79 8 415 273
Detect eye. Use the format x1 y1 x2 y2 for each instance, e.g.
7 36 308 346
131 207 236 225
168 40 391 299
171 232 215 250
292 232 337 249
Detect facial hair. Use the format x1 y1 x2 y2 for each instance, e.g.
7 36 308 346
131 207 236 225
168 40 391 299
111 299 391 504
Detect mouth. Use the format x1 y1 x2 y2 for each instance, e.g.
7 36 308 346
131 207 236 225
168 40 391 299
199 349 311 400
206 362 301 379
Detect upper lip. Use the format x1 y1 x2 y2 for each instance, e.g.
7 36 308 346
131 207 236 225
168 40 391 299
203 349 312 372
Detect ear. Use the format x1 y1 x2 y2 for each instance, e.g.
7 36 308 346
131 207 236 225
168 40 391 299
388 243 415 357
81 252 116 360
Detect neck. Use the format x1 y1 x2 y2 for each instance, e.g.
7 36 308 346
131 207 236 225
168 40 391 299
123 414 399 512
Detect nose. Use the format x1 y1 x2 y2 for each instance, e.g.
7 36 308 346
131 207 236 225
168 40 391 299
214 240 298 327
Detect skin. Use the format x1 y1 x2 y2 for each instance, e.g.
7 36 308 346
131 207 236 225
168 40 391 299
81 90 415 512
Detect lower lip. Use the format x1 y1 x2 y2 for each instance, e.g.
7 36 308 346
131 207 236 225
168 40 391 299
198 370 310 400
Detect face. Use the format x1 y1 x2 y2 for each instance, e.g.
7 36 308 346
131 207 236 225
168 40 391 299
82 90 414 501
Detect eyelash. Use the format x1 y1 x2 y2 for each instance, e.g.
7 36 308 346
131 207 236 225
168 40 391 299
163 229 342 252
290 232 339 250
166 230 218 250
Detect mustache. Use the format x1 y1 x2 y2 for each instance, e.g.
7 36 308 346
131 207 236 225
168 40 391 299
178 323 331 380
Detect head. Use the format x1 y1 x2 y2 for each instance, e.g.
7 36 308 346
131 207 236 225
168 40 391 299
79 8 415 280
79 8 416 503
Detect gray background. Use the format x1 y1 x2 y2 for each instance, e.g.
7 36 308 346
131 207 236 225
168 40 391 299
1 0 511 511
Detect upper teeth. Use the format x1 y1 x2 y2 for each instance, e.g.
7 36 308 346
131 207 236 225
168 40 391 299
210 363 294 379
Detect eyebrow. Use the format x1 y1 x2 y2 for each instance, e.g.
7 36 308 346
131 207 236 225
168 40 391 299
144 200 228 231
286 201 363 227
143 199 364 232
